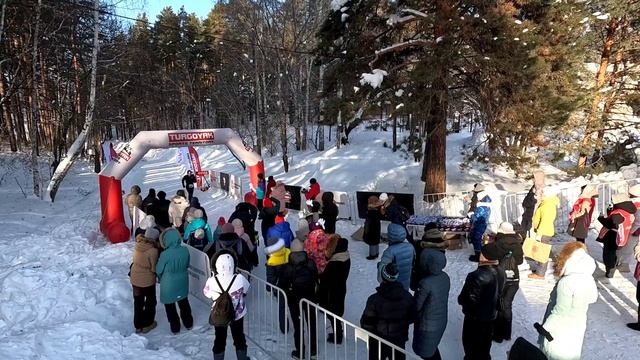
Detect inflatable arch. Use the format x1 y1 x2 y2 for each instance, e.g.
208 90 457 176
99 129 264 243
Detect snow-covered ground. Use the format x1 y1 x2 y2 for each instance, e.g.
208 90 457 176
0 127 638 359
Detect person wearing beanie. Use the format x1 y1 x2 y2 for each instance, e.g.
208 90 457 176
469 191 492 262
492 222 524 343
296 219 310 242
412 249 449 360
214 222 253 272
538 242 597 360
265 237 290 285
627 184 640 331
319 236 351 344
378 223 415 290
361 262 416 360
266 214 295 248
125 185 143 230
305 226 330 274
150 190 171 229
157 228 193 334
180 197 208 226
183 208 213 249
130 228 160 333
277 236 319 358
364 195 384 260
567 184 598 243
169 190 190 229
528 187 560 279
458 242 505 360
260 197 282 241
596 193 637 278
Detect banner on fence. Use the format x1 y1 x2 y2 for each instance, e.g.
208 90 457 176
355 191 415 219
185 244 212 305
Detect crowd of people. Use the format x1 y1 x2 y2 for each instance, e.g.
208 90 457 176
124 170 640 360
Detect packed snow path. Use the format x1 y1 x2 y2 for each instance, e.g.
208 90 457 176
1 128 639 359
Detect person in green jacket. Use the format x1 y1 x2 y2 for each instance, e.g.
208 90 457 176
157 228 193 334
528 187 560 280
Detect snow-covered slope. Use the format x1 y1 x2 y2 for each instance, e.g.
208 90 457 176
0 127 638 359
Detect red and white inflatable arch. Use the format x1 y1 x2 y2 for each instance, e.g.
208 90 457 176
99 129 264 243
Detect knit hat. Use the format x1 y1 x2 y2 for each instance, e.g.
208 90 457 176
144 227 160 241
265 237 285 255
481 242 501 261
378 193 389 203
296 219 310 240
422 228 444 242
217 217 226 226
291 238 305 252
630 184 640 198
387 223 406 243
381 263 399 282
275 215 285 224
193 209 204 219
221 223 235 234
497 222 516 235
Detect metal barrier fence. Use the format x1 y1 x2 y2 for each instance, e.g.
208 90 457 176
298 299 421 360
414 191 471 217
239 269 291 358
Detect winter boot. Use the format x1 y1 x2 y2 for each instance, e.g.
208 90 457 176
141 321 157 334
213 352 224 360
627 309 640 331
605 268 615 278
468 252 480 262
236 350 249 360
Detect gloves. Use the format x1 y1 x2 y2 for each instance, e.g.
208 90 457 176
317 218 326 229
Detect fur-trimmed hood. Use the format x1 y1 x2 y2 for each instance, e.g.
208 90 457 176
555 243 596 277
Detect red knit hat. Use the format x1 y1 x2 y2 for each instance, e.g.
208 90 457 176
275 215 285 224
218 217 226 226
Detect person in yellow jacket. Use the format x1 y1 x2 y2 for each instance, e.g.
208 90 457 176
264 236 291 334
529 187 560 280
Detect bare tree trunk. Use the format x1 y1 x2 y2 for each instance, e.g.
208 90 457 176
0 0 7 44
303 57 311 151
317 64 325 151
29 0 43 197
47 0 100 201
253 45 262 155
392 115 397 151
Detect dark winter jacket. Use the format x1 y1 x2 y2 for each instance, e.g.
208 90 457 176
182 174 196 189
277 251 318 304
469 191 479 214
597 200 637 246
318 244 350 316
141 194 157 214
363 207 383 246
413 249 450 358
320 192 339 234
213 232 253 271
181 197 208 225
229 202 259 243
384 200 410 225
267 222 295 248
260 197 281 240
458 264 505 322
360 281 416 346
521 186 537 234
378 235 415 290
149 198 171 228
494 233 524 280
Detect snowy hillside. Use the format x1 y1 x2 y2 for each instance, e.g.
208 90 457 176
0 127 639 359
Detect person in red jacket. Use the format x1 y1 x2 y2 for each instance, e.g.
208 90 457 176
302 178 320 201
597 193 637 278
266 176 277 198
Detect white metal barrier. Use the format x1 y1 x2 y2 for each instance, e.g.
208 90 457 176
298 299 421 360
238 269 291 358
414 191 470 217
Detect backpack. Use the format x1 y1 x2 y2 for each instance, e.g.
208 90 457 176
217 240 248 270
209 274 237 327
500 250 519 283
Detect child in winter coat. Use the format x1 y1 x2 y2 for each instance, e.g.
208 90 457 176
305 224 330 274
277 239 319 359
361 263 416 360
157 228 193 334
538 242 597 360
168 190 189 228
319 236 351 344
596 193 637 278
627 184 640 331
320 192 339 234
528 187 560 279
302 178 321 201
378 224 415 290
412 249 449 360
256 173 266 210
363 195 384 260
203 252 251 360
130 227 160 333
183 209 213 250
469 191 492 262
458 243 505 360
125 185 143 226
492 222 524 343
266 215 295 248
567 185 597 243
264 236 290 333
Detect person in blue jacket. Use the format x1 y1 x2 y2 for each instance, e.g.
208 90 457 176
157 228 193 334
377 223 415 290
469 191 492 262
183 209 213 248
266 214 295 248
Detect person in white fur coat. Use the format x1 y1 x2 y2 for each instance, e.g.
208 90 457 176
537 242 598 360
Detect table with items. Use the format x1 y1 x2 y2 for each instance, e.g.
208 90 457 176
406 215 471 249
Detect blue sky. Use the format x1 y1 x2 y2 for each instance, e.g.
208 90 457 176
119 0 216 21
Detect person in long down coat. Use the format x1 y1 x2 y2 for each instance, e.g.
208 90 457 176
538 242 597 360
320 192 339 234
168 190 190 229
520 185 537 239
363 195 383 260
596 193 636 278
412 249 450 360
125 185 143 225
567 185 597 243
361 263 416 360
141 188 157 214
157 228 193 334
319 236 351 344
130 228 160 333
